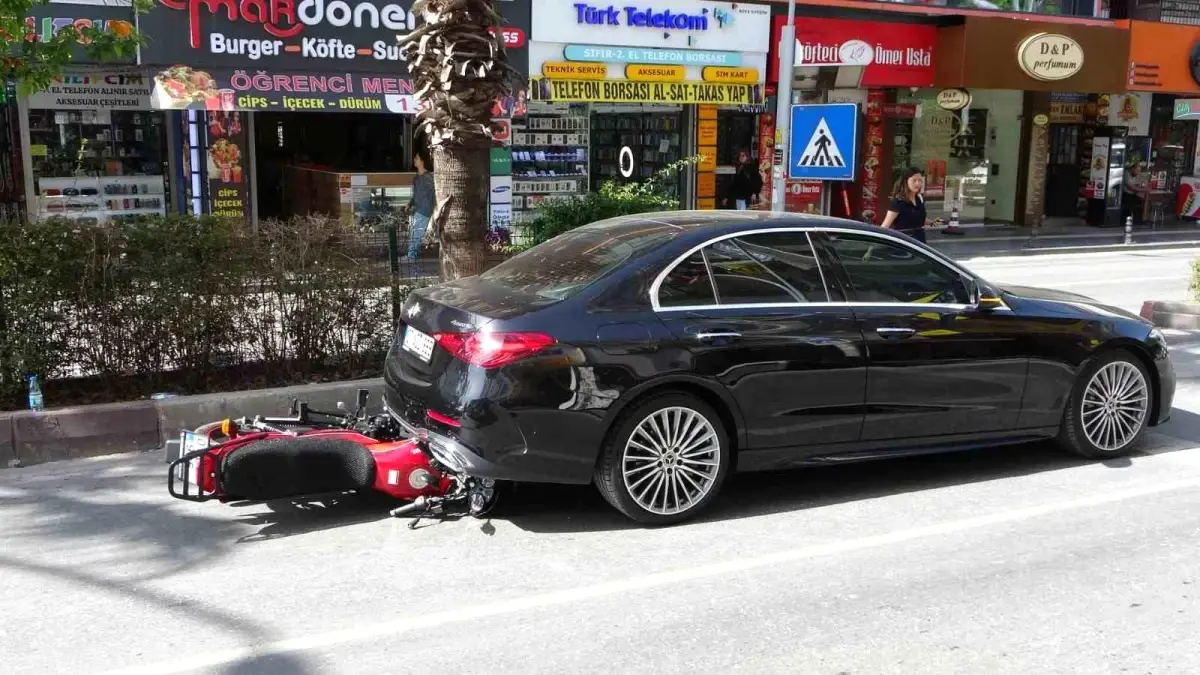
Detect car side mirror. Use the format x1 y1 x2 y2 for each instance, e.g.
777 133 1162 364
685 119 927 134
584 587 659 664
967 278 1006 312
977 295 1007 312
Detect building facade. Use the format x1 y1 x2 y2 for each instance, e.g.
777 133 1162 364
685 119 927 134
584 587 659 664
10 0 1200 232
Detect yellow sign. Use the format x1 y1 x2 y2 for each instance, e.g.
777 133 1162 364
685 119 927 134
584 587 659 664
697 120 717 146
539 79 758 105
697 197 717 210
702 67 759 84
698 105 718 120
541 62 608 79
624 64 686 82
696 173 716 199
698 147 717 172
30 144 48 157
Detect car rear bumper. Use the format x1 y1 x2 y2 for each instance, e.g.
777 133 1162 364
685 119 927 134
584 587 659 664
381 384 599 485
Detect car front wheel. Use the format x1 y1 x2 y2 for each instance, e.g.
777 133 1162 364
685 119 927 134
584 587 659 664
594 393 731 525
1058 350 1153 459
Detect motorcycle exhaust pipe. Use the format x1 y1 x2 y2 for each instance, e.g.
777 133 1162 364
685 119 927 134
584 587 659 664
389 496 431 518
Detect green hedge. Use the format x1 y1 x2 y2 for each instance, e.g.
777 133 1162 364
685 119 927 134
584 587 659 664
0 214 399 410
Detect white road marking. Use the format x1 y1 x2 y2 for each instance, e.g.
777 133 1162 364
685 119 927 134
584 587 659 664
987 275 1184 288
959 248 1200 265
97 476 1200 675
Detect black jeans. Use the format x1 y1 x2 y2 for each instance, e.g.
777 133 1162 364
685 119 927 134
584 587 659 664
1122 192 1144 226
897 227 926 243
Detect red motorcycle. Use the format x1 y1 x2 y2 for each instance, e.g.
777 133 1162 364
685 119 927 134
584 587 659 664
166 389 499 522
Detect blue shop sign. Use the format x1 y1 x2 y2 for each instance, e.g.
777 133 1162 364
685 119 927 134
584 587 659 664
572 3 730 31
563 44 742 67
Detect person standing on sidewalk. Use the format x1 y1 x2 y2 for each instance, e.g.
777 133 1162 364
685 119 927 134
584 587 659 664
406 148 435 260
880 166 943 243
725 150 762 210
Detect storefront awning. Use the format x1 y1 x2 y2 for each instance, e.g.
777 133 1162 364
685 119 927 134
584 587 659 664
149 67 420 114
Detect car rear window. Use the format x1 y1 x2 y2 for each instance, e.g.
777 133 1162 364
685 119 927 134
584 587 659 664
479 222 679 300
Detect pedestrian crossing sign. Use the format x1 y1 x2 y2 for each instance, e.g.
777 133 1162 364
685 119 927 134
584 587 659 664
788 103 858 181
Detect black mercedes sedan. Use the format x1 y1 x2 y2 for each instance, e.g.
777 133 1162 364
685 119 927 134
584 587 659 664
383 211 1176 525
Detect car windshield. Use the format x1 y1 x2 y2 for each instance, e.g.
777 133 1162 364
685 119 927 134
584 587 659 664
479 221 681 300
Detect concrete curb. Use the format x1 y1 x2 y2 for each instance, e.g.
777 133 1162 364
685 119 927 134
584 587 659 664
1 414 14 468
931 229 1200 245
1 377 384 469
1141 300 1200 330
155 378 383 444
937 239 1200 258
5 400 161 467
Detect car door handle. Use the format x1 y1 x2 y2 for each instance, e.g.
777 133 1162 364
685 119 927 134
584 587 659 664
876 327 916 339
695 332 742 342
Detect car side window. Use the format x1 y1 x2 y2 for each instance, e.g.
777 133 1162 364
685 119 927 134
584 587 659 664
823 233 971 304
657 251 716 308
734 232 830 302
704 239 800 305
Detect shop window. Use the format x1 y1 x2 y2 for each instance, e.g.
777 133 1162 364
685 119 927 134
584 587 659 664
510 101 590 230
29 109 168 224
0 83 22 221
591 104 684 199
896 90 1022 224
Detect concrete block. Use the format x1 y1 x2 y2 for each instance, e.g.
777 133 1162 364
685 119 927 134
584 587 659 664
1145 300 1200 331
1153 301 1200 316
155 378 384 445
10 400 161 466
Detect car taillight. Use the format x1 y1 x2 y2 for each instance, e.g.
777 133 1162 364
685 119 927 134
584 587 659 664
433 331 556 369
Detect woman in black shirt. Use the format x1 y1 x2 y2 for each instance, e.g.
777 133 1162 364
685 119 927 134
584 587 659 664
880 167 943 243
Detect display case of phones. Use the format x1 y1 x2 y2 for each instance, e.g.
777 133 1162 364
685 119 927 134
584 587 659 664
34 175 167 224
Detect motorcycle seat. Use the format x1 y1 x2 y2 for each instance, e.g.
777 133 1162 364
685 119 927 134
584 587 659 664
220 436 376 501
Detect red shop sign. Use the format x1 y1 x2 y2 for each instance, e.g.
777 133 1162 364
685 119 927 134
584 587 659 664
768 17 936 88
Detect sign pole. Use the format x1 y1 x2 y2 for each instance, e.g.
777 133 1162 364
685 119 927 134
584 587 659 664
771 0 797 212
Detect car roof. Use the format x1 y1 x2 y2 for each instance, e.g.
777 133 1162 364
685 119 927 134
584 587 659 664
575 210 883 239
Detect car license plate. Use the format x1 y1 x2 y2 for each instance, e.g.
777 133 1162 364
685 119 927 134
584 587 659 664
181 431 210 453
402 325 436 362
174 431 211 484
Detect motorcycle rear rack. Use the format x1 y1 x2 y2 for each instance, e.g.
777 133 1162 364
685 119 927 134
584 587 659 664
167 448 221 502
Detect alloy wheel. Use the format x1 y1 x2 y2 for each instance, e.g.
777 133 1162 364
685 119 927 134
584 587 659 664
621 406 721 516
1081 360 1149 452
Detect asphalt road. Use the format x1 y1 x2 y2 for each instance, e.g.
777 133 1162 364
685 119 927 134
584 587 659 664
4 248 1200 675
959 245 1198 317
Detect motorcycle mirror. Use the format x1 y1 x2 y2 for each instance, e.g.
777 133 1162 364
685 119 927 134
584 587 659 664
356 389 369 409
337 401 346 411
289 398 299 415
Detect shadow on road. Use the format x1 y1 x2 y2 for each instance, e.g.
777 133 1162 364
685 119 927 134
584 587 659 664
1148 407 1200 448
501 421 1199 534
497 441 1096 534
189 406 1200 540
0 459 323 674
231 496 393 543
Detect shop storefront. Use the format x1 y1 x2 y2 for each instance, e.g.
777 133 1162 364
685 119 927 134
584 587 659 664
523 0 771 217
766 12 1129 228
934 17 1129 228
12 2 164 225
1122 20 1200 227
137 0 437 227
26 69 168 224
767 15 938 221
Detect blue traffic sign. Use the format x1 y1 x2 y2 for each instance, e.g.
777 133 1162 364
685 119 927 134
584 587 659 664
788 103 858 182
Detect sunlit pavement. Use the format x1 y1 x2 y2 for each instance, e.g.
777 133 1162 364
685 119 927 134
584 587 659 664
4 248 1200 675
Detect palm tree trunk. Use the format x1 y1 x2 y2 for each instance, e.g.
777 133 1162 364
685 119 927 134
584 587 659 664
433 144 489 280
